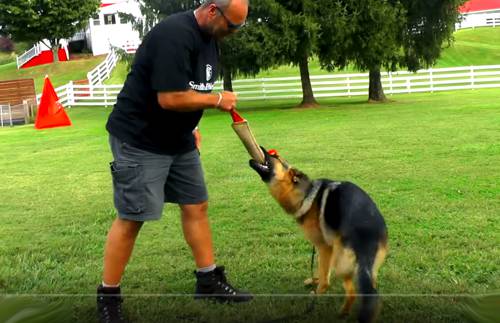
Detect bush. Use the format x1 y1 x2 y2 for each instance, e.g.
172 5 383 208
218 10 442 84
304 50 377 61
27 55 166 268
0 36 14 52
14 41 31 55
112 46 134 72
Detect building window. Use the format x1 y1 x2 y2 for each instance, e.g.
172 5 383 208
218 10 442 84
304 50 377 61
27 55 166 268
104 14 116 25
93 14 100 26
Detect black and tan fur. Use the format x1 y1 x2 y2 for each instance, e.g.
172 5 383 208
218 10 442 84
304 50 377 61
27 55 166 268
249 148 388 323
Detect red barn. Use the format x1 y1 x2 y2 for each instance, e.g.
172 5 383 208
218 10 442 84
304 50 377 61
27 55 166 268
457 0 500 29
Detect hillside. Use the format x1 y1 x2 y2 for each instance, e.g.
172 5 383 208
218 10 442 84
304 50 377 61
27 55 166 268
436 27 500 67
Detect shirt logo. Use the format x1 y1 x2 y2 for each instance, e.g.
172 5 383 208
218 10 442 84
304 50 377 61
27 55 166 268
189 81 214 92
206 64 213 82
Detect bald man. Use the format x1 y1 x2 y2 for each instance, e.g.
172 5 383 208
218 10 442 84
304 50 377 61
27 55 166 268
97 1 251 322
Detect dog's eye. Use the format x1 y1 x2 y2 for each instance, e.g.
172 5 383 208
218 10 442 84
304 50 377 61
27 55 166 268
292 176 299 183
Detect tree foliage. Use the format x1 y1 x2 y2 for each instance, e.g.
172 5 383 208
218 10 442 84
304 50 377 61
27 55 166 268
121 0 466 104
269 0 321 106
316 0 465 101
399 0 466 71
120 0 202 39
124 0 288 91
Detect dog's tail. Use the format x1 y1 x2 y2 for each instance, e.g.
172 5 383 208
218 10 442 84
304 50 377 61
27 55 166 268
357 258 380 323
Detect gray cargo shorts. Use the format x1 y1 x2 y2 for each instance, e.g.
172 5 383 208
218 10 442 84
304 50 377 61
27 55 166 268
109 135 208 222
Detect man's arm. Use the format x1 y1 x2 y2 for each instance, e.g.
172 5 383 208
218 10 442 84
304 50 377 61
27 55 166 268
158 90 237 112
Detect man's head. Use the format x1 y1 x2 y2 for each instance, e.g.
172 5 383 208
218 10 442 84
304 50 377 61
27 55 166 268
195 0 249 40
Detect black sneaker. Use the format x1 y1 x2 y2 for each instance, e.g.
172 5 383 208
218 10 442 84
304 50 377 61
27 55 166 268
97 285 126 323
194 266 253 303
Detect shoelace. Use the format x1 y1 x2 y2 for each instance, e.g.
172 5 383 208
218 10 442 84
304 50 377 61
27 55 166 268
216 280 237 295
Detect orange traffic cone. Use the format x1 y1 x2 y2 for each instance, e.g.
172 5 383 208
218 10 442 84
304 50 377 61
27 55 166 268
35 76 72 129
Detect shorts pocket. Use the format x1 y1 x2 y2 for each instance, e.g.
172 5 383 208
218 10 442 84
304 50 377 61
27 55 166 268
110 161 145 214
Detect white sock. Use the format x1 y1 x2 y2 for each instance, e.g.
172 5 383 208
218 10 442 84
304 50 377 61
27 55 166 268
197 264 216 273
102 281 120 288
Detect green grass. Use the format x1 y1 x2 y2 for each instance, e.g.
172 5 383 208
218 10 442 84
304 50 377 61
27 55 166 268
0 54 105 92
0 52 16 66
436 27 500 68
0 89 499 322
104 60 130 85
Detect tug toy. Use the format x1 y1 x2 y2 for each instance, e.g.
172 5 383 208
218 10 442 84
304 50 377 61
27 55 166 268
230 109 266 164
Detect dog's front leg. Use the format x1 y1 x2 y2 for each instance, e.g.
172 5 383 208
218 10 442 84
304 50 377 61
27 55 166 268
315 244 333 294
304 250 319 286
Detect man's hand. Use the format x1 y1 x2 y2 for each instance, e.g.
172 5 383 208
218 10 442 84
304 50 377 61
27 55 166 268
193 128 202 151
216 91 238 112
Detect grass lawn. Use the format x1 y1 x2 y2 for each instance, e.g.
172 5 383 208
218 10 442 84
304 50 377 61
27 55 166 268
0 54 105 92
0 88 499 322
436 27 500 68
0 52 16 66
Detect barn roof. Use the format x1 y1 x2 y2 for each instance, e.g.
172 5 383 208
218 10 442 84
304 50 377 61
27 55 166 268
460 0 500 13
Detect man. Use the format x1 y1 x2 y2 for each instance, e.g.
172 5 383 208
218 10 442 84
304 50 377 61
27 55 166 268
97 1 251 322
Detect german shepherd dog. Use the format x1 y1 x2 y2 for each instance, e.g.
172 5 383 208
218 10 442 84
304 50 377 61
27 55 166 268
249 148 388 323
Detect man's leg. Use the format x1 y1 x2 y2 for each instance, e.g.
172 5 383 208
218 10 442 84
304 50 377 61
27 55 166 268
180 202 214 268
97 218 143 323
102 218 144 285
179 201 252 303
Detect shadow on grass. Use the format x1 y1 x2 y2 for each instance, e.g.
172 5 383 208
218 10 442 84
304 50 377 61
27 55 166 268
4 293 497 323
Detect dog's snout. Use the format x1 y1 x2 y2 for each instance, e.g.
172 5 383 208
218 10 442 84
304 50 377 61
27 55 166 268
249 159 272 182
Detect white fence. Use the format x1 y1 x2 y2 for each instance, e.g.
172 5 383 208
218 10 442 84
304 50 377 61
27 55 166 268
121 40 140 54
217 65 500 101
36 65 500 107
86 49 118 85
0 104 13 127
36 83 122 107
0 101 35 127
16 44 42 69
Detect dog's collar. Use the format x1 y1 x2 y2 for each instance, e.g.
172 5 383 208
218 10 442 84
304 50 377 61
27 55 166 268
294 180 322 219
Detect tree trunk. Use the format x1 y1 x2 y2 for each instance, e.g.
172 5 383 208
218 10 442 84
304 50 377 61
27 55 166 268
223 65 233 92
368 68 387 102
52 46 60 63
298 52 318 108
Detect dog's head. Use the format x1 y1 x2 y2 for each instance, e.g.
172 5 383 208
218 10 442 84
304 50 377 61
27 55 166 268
249 147 312 214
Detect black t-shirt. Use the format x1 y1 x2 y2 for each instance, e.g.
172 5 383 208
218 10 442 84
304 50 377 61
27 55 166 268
106 10 218 154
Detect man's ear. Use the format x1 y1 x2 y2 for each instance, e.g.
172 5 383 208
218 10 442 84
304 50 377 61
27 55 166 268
207 3 218 17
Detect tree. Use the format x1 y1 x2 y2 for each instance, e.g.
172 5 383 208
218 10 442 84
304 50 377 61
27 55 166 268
316 0 404 102
120 0 202 39
271 0 320 107
218 0 295 91
0 0 100 62
398 0 467 71
316 0 465 102
123 0 288 92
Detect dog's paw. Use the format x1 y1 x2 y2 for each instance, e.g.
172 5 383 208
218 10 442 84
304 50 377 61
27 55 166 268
303 277 319 286
337 311 349 320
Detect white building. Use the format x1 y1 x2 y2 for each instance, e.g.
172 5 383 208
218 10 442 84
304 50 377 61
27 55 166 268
85 0 143 56
457 0 500 29
16 0 143 68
